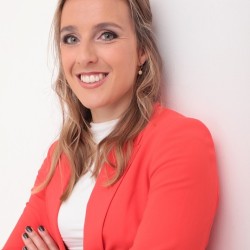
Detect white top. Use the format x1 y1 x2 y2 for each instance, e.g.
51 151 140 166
58 119 119 250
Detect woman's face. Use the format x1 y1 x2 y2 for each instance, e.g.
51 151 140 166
60 0 146 122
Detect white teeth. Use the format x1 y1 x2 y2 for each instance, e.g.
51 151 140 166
89 75 95 82
80 73 106 84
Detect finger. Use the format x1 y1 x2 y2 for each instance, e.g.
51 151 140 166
22 232 38 250
37 226 59 250
24 226 49 250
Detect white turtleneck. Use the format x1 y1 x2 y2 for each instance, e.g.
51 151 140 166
58 119 119 250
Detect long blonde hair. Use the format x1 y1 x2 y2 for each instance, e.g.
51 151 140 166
35 0 163 201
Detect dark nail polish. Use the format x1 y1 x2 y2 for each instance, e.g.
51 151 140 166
38 225 45 232
23 247 28 250
23 233 29 239
26 226 33 233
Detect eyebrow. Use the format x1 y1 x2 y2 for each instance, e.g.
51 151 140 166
60 22 123 34
60 25 76 34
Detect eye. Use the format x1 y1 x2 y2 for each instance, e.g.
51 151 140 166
99 31 118 41
61 35 79 45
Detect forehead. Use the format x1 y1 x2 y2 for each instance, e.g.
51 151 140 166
61 0 132 28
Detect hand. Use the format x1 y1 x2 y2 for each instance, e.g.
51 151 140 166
22 226 59 250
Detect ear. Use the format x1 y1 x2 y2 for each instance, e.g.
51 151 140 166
137 48 148 66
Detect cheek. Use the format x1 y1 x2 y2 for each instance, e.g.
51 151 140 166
60 49 75 73
106 44 138 74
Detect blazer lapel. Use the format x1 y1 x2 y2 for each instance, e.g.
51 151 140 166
46 155 71 249
84 139 142 250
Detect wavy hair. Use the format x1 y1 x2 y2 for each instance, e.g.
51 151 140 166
34 0 163 201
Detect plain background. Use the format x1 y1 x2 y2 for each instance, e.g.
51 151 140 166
0 0 250 249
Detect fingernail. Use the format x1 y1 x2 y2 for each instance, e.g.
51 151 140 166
38 225 45 232
25 226 33 233
23 233 29 239
23 247 28 250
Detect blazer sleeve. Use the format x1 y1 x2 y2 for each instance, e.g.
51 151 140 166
130 118 219 250
3 143 56 250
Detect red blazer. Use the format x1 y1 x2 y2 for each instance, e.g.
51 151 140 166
4 104 219 249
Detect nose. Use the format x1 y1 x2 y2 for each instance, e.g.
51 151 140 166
75 41 98 65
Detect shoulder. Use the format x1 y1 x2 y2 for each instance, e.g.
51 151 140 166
143 103 214 144
46 140 59 158
138 104 217 180
136 103 217 171
35 140 59 177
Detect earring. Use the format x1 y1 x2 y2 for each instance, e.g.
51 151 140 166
138 68 143 75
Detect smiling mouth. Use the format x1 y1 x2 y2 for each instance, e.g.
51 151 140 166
78 73 109 84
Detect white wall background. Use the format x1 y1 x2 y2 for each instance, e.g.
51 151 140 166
0 0 60 246
0 0 249 249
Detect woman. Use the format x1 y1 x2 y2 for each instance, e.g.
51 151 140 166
4 0 219 249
